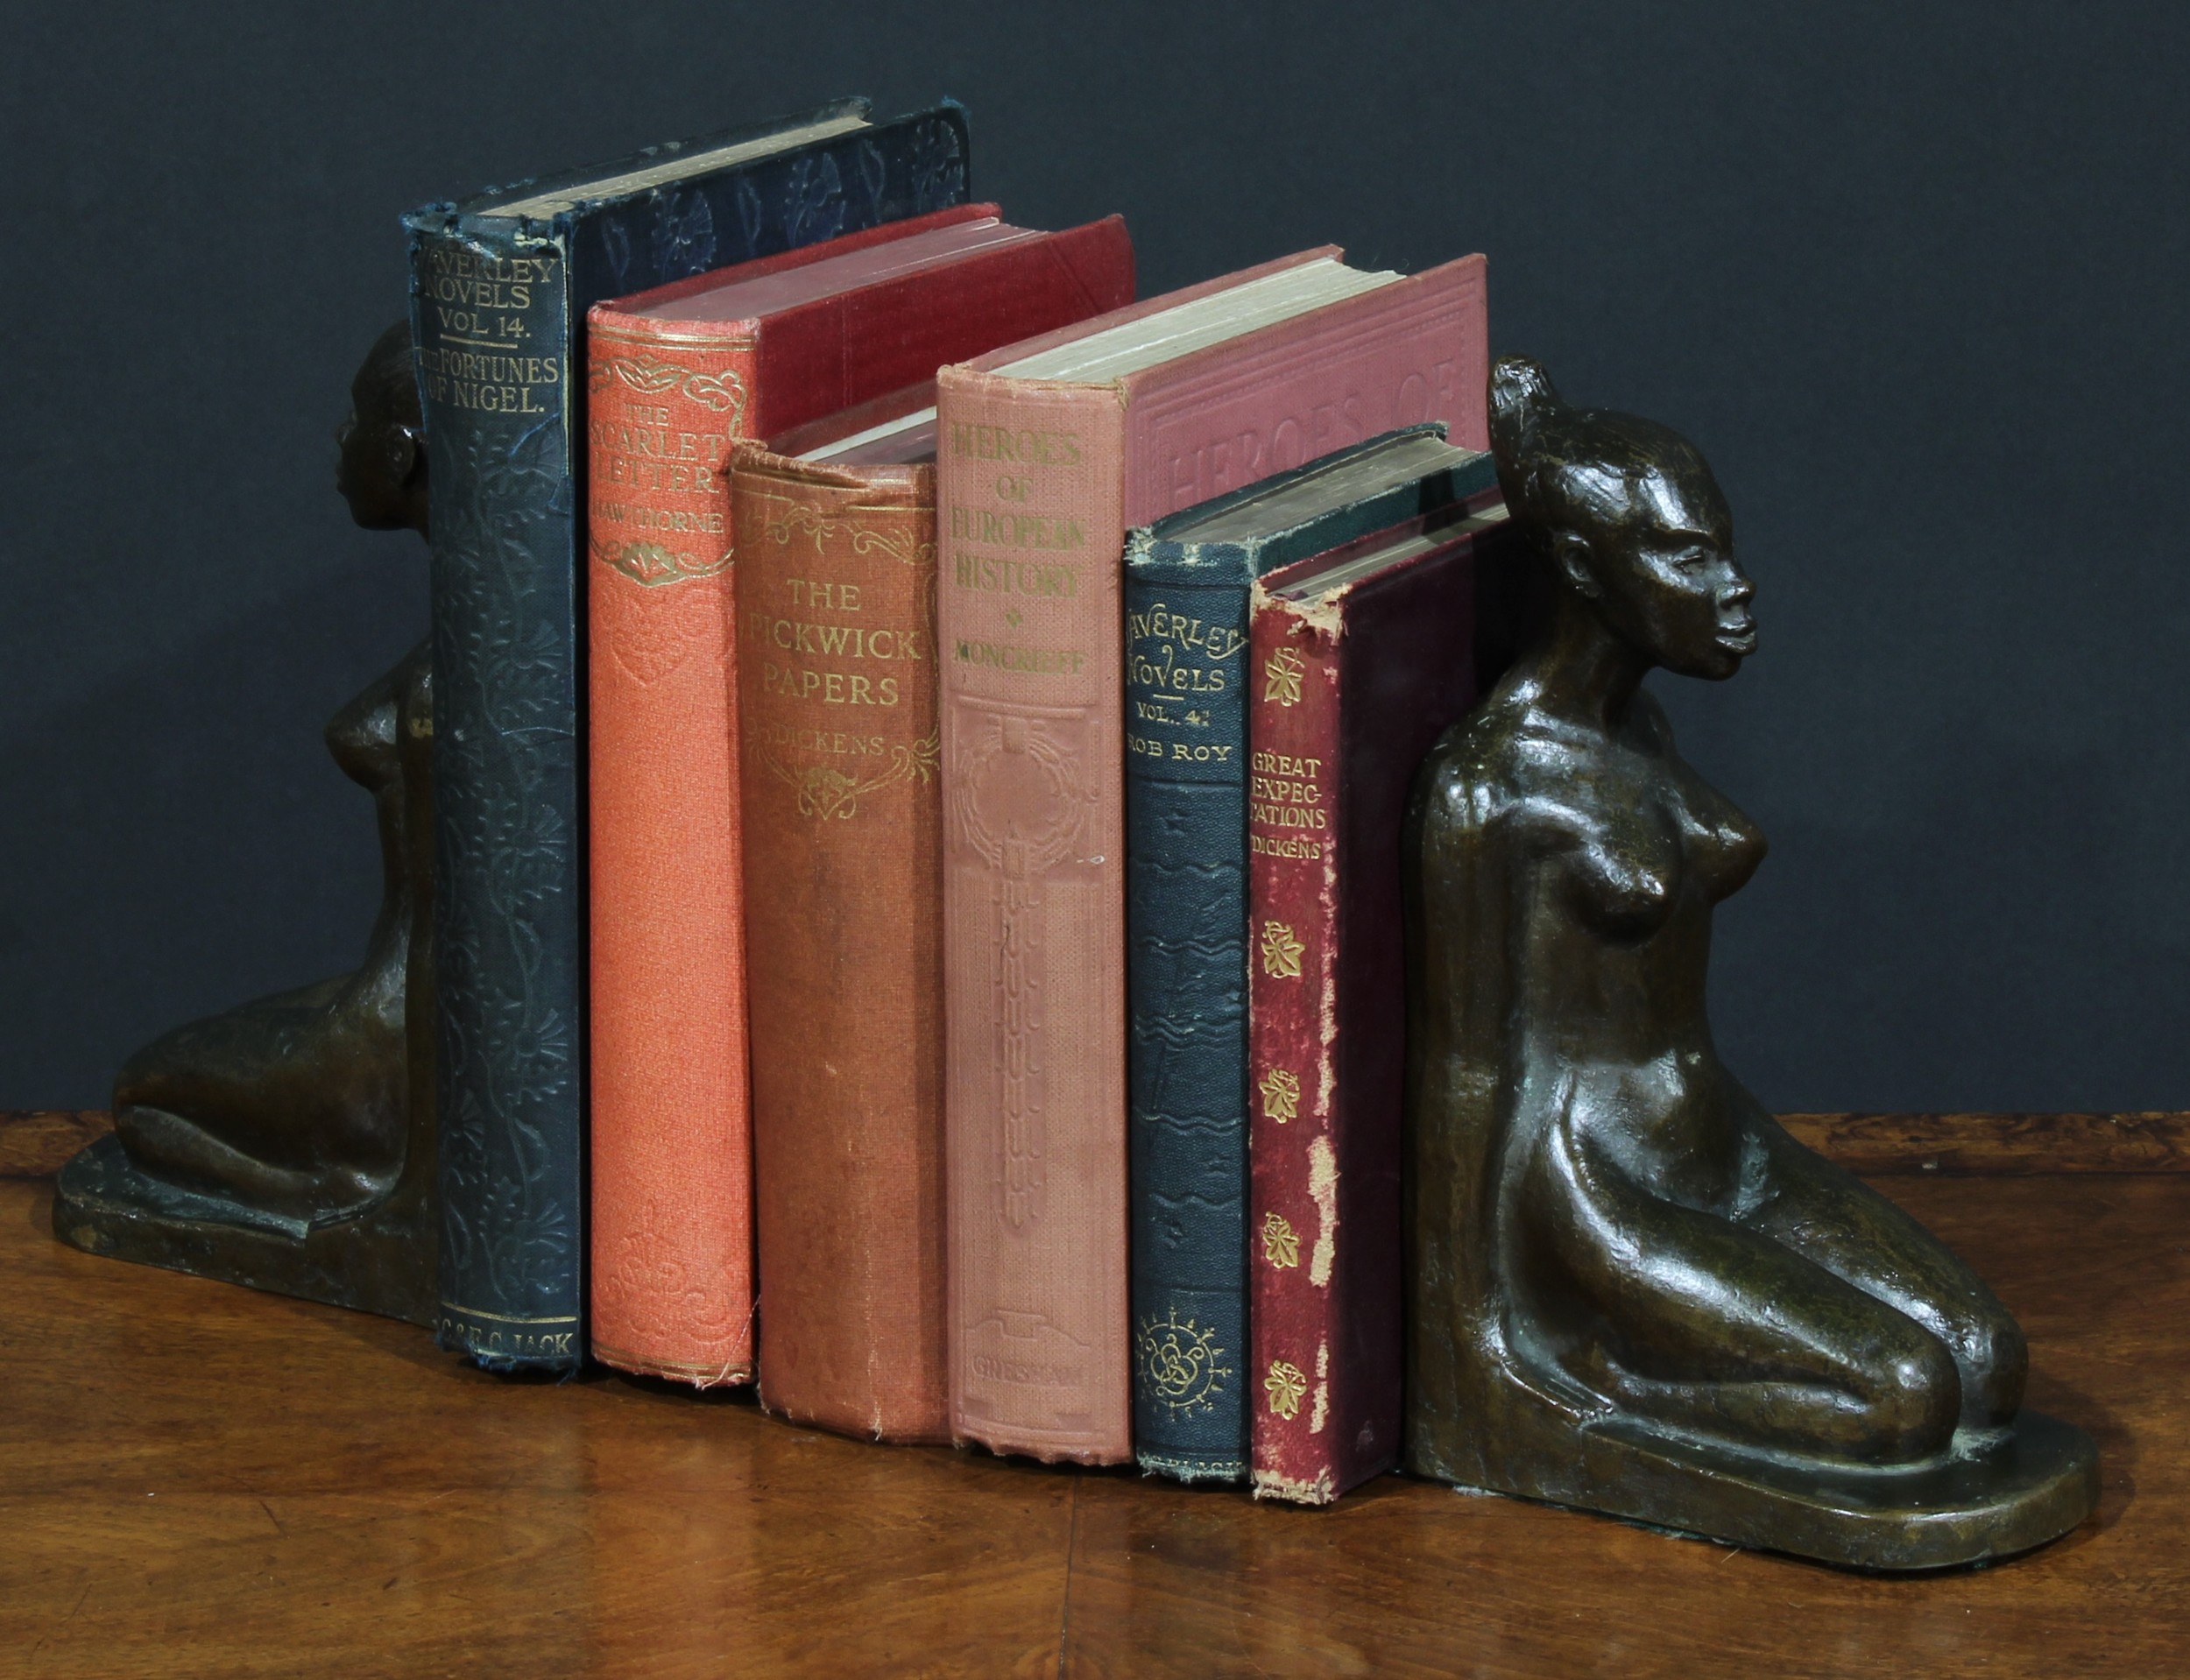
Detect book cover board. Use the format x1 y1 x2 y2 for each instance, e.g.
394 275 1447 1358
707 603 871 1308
1248 498 1515 1501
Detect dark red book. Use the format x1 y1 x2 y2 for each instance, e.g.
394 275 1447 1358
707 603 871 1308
1247 497 1512 1502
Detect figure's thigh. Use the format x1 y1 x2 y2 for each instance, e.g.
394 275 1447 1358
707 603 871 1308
114 983 405 1190
1736 1105 2025 1426
1517 1133 1961 1460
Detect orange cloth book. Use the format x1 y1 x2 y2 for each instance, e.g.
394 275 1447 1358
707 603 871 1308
586 208 1134 1383
936 248 1488 1461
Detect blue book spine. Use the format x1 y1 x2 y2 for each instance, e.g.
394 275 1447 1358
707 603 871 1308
406 105 969 1370
1125 540 1256 1479
410 217 583 1367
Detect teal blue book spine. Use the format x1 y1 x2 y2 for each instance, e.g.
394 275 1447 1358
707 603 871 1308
1125 541 1257 1481
404 101 969 1371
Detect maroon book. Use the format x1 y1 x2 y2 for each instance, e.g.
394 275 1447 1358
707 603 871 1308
1247 501 1513 1502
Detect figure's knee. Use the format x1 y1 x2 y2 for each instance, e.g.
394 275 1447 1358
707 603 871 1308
113 1009 262 1115
1852 1330 1960 1463
114 1025 192 1111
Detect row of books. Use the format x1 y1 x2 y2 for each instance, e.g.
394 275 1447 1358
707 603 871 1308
407 96 1507 1503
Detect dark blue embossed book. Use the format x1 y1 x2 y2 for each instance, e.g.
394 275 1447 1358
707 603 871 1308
403 100 970 1369
1123 427 1494 1477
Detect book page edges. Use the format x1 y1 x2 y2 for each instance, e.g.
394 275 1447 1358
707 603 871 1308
479 102 874 218
951 247 1344 378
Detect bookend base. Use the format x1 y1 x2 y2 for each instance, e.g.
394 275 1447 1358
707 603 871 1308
52 1133 434 1328
1408 1369 2098 1571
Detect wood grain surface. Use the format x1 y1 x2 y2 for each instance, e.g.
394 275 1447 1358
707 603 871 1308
0 1168 2172 1678
1778 1110 2190 1175
0 1111 110 1178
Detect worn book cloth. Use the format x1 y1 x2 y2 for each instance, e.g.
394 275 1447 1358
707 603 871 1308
726 385 982 1441
1247 478 1513 1501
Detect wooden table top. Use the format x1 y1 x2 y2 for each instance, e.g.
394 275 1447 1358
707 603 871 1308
0 1168 2175 1677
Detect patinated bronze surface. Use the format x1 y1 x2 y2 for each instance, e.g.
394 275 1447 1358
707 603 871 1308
53 323 436 1325
1401 356 2097 1567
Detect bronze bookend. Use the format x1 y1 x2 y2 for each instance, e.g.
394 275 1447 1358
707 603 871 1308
53 323 437 1326
1400 356 2097 1567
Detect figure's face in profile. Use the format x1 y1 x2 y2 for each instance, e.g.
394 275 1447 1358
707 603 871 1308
1586 463 1754 681
336 364 420 531
336 385 398 527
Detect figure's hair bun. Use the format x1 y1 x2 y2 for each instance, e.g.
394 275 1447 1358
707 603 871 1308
1486 356 1717 564
1489 355 1565 526
1488 355 1561 459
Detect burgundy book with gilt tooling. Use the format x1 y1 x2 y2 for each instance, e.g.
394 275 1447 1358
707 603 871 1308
1247 503 1512 1500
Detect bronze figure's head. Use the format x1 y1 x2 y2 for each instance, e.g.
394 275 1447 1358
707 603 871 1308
336 320 427 536
1489 356 1754 681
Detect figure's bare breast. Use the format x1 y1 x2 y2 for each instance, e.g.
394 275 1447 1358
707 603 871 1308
1428 687 1767 1199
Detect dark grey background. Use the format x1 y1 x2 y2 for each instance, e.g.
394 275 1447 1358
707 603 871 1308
3 3 2183 1111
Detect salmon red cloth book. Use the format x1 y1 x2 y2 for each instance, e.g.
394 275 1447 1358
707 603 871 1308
936 249 1488 1463
585 208 1135 1383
